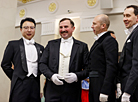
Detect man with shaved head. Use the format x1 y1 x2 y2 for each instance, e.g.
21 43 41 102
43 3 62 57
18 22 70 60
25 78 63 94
88 14 118 102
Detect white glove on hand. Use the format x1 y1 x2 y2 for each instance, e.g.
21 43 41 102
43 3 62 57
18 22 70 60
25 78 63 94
51 74 64 85
121 92 131 102
99 93 108 102
116 83 122 98
64 73 77 83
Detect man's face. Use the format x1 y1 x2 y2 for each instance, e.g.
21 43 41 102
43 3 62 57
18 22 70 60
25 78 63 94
91 17 103 35
59 20 75 39
123 7 138 29
20 21 35 40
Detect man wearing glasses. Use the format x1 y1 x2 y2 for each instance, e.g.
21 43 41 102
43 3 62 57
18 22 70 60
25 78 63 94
1 17 44 102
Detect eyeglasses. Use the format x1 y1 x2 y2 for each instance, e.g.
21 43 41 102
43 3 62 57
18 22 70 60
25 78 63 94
22 26 35 30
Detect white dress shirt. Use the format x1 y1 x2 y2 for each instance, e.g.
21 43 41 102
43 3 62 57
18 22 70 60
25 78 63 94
58 36 73 79
124 23 138 39
94 31 107 40
23 37 38 77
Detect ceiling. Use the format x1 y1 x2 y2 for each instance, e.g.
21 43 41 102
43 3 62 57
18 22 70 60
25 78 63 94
17 0 45 6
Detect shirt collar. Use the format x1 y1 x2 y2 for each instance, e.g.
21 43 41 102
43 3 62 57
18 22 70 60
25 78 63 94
94 31 107 40
61 36 73 43
124 23 138 35
22 37 35 45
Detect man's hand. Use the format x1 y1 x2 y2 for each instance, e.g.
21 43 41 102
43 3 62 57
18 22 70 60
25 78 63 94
116 83 122 98
99 93 108 102
51 74 64 85
121 92 131 102
64 73 77 83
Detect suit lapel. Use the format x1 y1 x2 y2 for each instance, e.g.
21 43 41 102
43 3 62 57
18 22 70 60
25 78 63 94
54 39 61 69
89 41 99 53
69 38 79 67
19 38 28 72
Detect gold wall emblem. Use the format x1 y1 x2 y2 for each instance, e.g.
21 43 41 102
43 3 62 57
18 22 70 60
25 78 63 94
48 2 56 12
19 9 25 18
18 0 34 4
87 0 97 6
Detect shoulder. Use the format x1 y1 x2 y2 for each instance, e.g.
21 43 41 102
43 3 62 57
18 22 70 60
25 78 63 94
49 38 60 43
46 38 61 45
35 42 44 48
8 39 21 45
73 38 87 46
103 32 118 43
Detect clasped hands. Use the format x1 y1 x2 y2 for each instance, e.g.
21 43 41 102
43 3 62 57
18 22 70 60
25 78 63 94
51 73 77 85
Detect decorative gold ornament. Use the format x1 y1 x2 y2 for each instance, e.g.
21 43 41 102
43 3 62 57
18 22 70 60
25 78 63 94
18 0 34 4
87 0 97 6
19 9 25 18
48 2 56 12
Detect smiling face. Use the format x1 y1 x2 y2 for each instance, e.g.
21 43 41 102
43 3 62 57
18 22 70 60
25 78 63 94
123 7 138 29
59 20 75 39
20 21 35 40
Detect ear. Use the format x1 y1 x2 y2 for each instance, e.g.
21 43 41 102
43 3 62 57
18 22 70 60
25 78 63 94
136 15 138 22
72 26 75 32
20 28 22 32
101 23 106 29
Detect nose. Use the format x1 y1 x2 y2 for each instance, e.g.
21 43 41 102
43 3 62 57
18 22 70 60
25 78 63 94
91 24 94 29
28 27 31 31
123 16 127 22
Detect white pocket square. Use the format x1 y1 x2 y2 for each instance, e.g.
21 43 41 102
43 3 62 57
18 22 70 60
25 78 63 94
127 39 131 43
40 51 42 53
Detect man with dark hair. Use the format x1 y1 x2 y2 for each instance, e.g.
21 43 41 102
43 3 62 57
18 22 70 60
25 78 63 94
39 18 89 102
89 14 118 102
1 17 44 102
118 5 138 102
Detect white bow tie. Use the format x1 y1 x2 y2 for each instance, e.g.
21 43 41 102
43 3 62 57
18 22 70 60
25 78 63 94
61 39 71 43
26 40 35 45
124 29 131 35
94 36 98 40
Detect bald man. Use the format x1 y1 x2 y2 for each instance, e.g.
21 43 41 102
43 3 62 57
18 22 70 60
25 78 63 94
88 14 118 102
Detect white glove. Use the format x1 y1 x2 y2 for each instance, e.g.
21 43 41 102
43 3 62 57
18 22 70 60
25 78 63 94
121 92 131 102
64 73 77 83
116 83 122 98
51 74 64 85
99 93 108 102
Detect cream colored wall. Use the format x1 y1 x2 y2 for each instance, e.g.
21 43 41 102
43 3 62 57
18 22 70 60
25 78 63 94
108 14 126 52
16 0 138 51
0 0 17 102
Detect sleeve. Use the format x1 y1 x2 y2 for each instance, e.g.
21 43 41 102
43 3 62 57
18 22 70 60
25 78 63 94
39 42 54 80
75 43 89 81
1 41 14 80
101 37 118 95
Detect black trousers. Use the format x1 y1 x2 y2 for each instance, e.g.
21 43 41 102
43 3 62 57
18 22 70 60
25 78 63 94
89 77 116 102
44 80 81 102
11 75 41 102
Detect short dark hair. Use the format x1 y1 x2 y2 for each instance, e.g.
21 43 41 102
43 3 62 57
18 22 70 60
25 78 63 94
20 17 36 29
59 18 74 27
125 5 138 15
108 30 115 34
